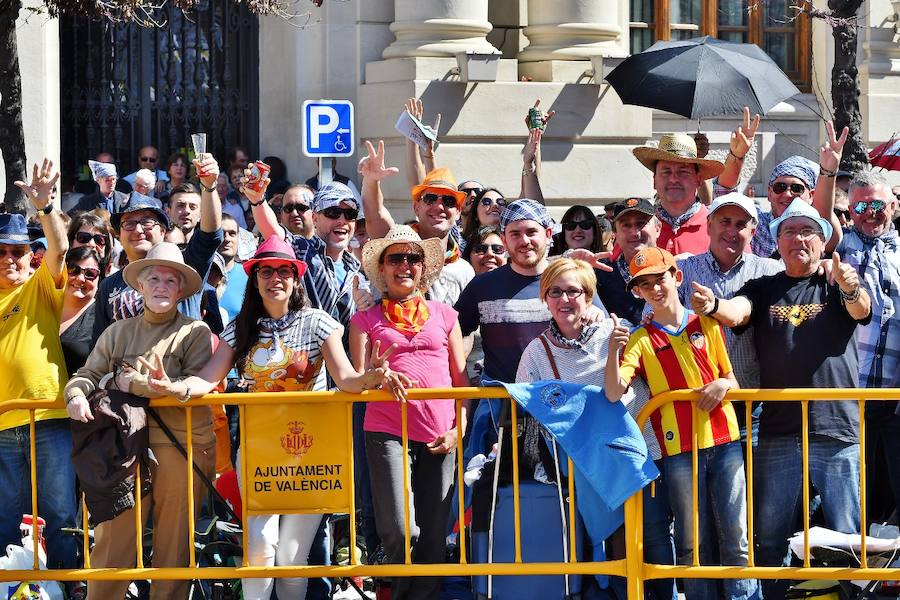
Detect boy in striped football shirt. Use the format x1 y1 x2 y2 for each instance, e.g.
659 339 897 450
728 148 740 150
605 247 758 600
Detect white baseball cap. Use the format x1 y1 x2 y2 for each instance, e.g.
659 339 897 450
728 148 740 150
708 192 758 221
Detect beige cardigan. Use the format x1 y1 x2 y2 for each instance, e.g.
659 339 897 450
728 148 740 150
65 307 215 447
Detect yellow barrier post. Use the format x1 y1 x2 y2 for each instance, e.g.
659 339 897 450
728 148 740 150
801 400 811 568
185 407 196 568
691 403 700 567
509 398 522 563
623 493 644 599
745 400 754 567
567 457 576 562
859 397 867 568
29 410 39 570
135 462 144 568
240 403 249 567
401 397 412 565
82 495 91 569
346 400 358 565
455 398 467 565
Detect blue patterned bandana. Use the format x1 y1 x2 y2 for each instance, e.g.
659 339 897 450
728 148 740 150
313 182 357 213
499 198 552 232
768 155 819 190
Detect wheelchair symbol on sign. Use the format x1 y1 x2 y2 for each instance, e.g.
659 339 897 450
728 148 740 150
334 128 350 153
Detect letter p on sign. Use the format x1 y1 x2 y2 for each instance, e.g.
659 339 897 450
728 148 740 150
302 100 354 157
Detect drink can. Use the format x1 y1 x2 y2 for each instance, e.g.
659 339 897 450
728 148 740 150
527 107 545 130
247 161 271 194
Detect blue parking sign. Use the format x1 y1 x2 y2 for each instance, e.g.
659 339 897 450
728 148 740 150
302 100 354 157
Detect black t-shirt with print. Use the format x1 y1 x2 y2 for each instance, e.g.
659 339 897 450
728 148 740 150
734 271 871 442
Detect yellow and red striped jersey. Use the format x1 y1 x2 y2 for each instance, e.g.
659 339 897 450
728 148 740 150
619 311 739 457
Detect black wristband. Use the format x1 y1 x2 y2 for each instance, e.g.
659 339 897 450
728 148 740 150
248 198 265 207
706 296 720 317
40 204 54 215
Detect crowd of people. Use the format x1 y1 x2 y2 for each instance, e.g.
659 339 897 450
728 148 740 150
2 97 899 600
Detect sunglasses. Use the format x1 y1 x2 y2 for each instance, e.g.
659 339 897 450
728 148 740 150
74 231 107 247
852 200 887 215
472 243 506 255
280 203 310 215
121 217 161 232
139 156 157 163
383 253 424 266
771 182 807 195
67 264 101 281
563 219 595 231
0 246 30 259
479 196 507 208
546 287 585 299
320 206 359 221
419 193 458 210
460 187 484 197
256 265 296 279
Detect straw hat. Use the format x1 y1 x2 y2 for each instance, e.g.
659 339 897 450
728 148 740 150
122 242 202 298
632 133 724 181
361 225 444 294
410 167 467 206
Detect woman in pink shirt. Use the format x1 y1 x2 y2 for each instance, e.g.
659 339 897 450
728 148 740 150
350 225 469 600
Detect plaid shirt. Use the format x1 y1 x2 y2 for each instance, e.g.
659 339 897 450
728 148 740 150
837 227 900 393
285 230 360 329
675 251 783 388
750 211 777 258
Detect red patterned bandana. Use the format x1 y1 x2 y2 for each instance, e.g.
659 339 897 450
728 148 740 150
381 294 430 334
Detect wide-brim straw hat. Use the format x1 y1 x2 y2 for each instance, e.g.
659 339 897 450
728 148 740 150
122 241 202 298
632 132 724 181
361 225 444 294
410 167 467 206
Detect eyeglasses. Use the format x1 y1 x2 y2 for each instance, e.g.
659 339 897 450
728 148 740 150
778 227 821 240
460 187 484 197
479 196 507 208
139 156 157 163
256 265 296 279
74 231 107 247
121 217 161 232
419 193 458 210
320 206 359 221
280 203 310 215
851 200 887 215
0 246 30 259
546 287 585 299
384 253 424 266
563 219 595 231
771 182 808 195
472 243 506 255
67 264 100 281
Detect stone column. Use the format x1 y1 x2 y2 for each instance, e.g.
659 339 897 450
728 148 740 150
382 0 499 59
519 0 626 62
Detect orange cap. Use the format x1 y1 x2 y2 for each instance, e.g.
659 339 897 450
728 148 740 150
627 247 677 290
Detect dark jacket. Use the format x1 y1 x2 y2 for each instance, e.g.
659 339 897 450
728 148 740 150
69 190 131 215
70 390 153 524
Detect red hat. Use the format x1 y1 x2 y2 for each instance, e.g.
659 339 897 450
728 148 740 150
242 236 308 277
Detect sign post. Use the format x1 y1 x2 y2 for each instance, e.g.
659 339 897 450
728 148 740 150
302 99 354 188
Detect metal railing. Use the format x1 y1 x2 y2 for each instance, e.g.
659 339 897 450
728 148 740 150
1 387 899 598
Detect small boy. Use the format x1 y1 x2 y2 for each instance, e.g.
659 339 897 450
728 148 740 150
605 247 758 600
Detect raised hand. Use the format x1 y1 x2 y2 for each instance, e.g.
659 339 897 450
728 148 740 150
730 106 760 160
690 281 716 316
608 313 631 353
194 154 220 190
358 140 400 182
404 98 423 121
138 352 178 395
820 121 849 173
523 127 542 168
830 251 859 293
15 159 60 211
240 168 270 204
524 99 555 131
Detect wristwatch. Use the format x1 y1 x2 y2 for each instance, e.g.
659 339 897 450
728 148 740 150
40 204 53 215
200 182 217 193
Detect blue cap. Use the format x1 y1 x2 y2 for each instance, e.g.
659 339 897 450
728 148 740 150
30 237 48 252
110 192 170 231
768 198 833 241
0 214 32 245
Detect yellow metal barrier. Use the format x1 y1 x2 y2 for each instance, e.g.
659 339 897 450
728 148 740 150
2 387 900 599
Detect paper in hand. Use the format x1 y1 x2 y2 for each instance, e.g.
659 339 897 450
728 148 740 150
395 110 439 151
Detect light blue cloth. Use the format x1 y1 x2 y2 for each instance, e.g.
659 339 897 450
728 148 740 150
768 155 819 190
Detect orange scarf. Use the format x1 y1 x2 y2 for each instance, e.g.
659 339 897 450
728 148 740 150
381 294 430 334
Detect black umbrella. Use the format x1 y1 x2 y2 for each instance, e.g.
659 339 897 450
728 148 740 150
604 36 800 120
